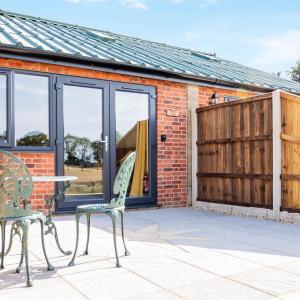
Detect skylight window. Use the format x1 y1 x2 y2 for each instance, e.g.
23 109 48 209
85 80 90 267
87 30 116 43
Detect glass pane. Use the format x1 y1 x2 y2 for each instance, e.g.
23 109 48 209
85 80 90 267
63 85 103 196
15 74 49 147
0 75 7 143
115 91 149 197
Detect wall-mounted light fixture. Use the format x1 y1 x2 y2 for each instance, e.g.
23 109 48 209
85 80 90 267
209 92 221 105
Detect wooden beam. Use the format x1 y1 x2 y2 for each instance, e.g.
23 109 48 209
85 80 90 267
197 135 272 145
280 133 300 144
197 172 272 180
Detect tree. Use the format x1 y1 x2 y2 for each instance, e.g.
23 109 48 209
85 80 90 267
289 61 300 83
91 140 104 164
64 134 91 164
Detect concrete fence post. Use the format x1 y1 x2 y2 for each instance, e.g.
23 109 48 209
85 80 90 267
272 90 282 220
191 108 198 208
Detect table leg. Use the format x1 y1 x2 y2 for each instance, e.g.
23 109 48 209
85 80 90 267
42 180 73 256
45 219 72 256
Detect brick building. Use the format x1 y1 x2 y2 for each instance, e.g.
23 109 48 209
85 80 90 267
0 10 300 212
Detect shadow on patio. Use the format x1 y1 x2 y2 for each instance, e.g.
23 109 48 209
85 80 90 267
2 208 300 299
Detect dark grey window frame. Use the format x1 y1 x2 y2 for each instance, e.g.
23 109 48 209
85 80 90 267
12 71 54 151
0 68 54 151
0 70 12 148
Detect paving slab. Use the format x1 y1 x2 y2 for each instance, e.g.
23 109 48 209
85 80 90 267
1 208 300 300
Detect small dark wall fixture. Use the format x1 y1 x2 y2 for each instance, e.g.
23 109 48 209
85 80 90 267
161 134 167 142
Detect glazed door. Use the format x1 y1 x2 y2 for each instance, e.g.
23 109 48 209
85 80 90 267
110 83 156 207
56 77 110 211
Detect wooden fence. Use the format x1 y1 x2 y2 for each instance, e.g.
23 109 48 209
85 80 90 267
196 91 300 212
281 92 300 212
196 93 273 208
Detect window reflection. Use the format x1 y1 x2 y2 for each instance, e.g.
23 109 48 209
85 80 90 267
115 91 149 197
0 75 6 143
63 85 104 196
15 74 49 147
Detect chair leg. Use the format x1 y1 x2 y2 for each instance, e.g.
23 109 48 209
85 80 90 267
5 221 19 256
20 220 32 287
109 211 121 268
16 239 24 273
84 212 91 255
38 219 54 271
16 225 24 273
120 210 130 256
0 220 7 269
68 212 82 267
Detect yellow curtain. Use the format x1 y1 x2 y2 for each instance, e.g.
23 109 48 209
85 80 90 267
130 120 148 196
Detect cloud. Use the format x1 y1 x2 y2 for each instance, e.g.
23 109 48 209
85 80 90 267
120 0 148 10
251 30 300 73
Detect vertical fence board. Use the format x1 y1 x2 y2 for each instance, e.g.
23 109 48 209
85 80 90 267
196 94 273 208
281 92 300 212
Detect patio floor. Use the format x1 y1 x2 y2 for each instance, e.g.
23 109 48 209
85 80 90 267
1 208 300 299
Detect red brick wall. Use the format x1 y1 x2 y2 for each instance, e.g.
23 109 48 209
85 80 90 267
0 58 188 209
0 58 258 210
198 86 256 107
13 152 55 212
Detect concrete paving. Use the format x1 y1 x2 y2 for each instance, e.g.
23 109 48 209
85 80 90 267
1 208 300 299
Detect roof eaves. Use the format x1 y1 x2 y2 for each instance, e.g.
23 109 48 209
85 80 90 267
0 44 284 94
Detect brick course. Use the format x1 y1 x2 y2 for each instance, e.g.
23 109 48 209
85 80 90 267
13 152 55 212
0 58 258 210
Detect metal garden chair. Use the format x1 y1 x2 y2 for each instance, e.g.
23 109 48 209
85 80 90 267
0 150 53 287
68 151 136 268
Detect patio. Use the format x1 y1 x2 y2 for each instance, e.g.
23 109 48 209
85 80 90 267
1 208 300 300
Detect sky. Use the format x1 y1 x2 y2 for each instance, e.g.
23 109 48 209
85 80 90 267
1 0 300 78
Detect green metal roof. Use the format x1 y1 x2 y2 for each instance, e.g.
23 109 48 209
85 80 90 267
0 9 300 93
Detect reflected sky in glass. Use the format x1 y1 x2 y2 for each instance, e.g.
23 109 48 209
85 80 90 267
0 75 6 140
64 85 102 141
116 91 148 137
15 74 49 144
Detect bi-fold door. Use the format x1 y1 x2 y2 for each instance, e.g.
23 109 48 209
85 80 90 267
55 76 156 212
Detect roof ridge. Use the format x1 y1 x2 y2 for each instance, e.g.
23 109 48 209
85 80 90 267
0 9 86 29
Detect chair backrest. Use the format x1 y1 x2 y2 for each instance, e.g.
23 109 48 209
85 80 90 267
0 150 33 218
109 151 136 208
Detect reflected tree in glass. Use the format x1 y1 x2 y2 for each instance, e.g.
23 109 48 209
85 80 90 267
14 74 49 147
63 85 104 196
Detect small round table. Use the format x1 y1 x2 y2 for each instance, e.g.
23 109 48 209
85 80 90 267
32 176 77 256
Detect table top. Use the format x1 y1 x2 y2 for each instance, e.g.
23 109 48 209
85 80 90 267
32 176 77 183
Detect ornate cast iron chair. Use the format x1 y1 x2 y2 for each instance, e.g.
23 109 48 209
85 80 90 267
0 150 53 287
68 151 136 268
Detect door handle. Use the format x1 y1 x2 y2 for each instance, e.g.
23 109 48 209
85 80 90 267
100 136 108 152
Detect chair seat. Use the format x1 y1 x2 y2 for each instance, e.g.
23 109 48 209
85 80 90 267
0 211 44 222
77 203 124 213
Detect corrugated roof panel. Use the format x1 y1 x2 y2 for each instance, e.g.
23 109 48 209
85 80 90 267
0 10 299 93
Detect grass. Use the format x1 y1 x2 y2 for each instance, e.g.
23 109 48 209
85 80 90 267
64 165 103 194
